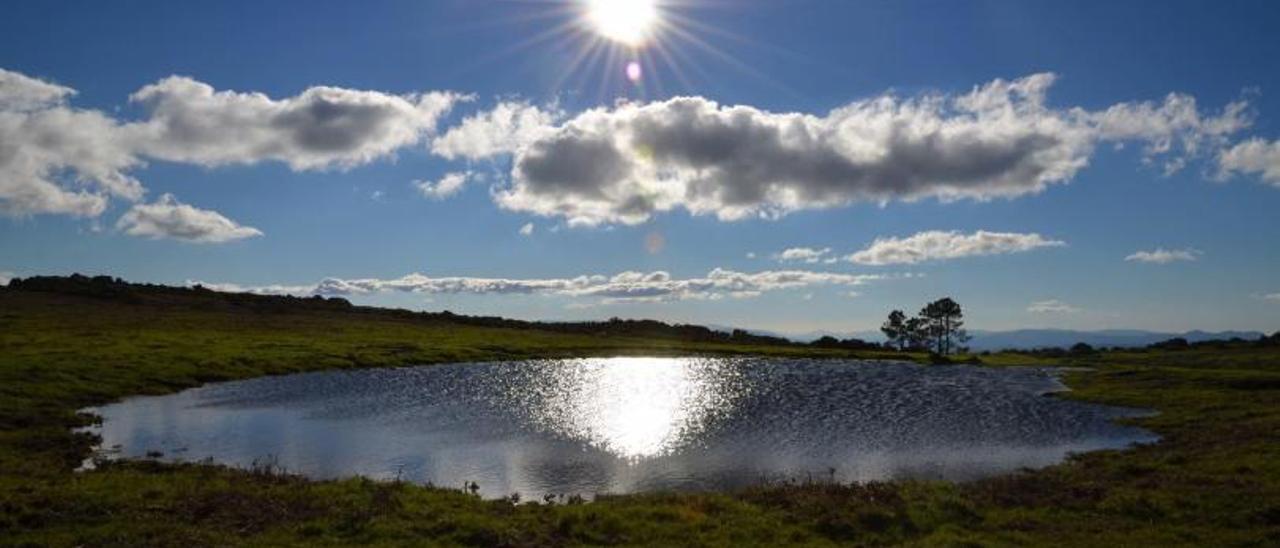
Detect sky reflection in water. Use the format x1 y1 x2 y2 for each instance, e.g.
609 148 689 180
85 358 1156 498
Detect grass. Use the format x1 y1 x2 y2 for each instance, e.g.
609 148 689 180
1 288 1278 546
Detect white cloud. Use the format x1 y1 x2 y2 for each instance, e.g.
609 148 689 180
1218 138 1280 185
0 271 13 286
127 76 462 170
0 68 76 111
437 73 1252 226
1027 299 1079 314
0 69 142 217
745 252 757 259
116 194 262 243
187 280 315 295
193 267 895 304
1090 93 1252 174
0 67 462 234
1124 247 1201 264
430 101 560 160
496 75 1093 225
846 230 1065 265
775 247 832 264
414 171 472 200
1263 293 1280 303
519 222 534 236
3 67 1266 236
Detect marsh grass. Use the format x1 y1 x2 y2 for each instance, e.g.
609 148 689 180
0 288 1277 546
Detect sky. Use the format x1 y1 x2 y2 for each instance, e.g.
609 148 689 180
2 0 1279 335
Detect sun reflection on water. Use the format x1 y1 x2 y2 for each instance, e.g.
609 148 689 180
88 358 1160 497
525 357 738 459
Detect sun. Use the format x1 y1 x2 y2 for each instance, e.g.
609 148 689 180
495 0 756 99
585 0 660 47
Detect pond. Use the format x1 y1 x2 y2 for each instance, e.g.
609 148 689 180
82 357 1156 498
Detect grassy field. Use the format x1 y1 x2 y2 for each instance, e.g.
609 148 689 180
1 287 1277 546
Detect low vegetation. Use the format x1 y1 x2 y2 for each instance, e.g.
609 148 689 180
0 277 1277 546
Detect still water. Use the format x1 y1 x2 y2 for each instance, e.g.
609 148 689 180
84 358 1155 498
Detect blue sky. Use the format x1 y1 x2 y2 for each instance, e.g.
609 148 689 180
2 0 1279 334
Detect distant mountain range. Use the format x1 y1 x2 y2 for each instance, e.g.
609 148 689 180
959 329 1265 351
709 325 1266 351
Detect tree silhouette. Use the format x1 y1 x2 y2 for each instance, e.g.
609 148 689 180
881 309 908 350
917 297 970 355
917 301 941 354
903 316 927 351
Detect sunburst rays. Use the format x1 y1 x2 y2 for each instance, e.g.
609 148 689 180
466 0 794 105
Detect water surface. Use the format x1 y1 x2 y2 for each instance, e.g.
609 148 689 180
84 357 1155 498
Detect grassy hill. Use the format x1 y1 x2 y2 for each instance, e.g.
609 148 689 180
0 278 1277 546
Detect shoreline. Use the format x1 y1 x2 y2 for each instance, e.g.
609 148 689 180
73 357 1158 502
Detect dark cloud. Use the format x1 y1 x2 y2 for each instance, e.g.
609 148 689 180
129 77 462 170
468 74 1253 225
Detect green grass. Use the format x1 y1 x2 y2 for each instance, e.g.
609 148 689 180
1 288 1277 546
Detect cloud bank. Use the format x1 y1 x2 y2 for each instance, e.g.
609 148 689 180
0 67 462 238
5 67 1274 239
192 268 896 304
440 73 1254 226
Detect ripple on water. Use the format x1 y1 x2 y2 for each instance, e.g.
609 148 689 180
83 358 1156 498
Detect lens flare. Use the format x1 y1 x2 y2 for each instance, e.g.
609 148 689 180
626 61 643 82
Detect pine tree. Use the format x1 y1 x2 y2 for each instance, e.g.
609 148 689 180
917 297 970 355
881 309 908 350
